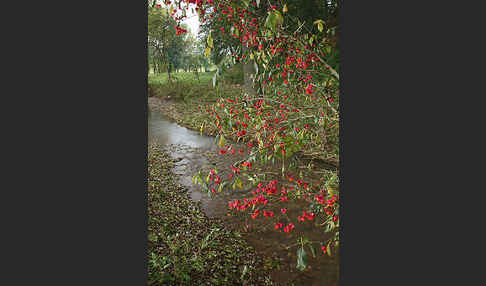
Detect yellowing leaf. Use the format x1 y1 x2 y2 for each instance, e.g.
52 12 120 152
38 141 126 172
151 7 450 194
218 182 226 192
218 135 226 147
207 32 214 48
205 47 211 57
314 20 325 32
327 185 337 196
236 177 243 189
283 4 288 13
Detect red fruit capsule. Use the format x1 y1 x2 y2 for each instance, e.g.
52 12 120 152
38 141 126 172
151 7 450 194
321 246 327 253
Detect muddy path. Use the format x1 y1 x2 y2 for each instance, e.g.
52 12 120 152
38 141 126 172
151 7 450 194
149 105 339 286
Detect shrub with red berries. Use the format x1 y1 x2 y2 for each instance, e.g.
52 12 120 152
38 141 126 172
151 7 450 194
166 0 340 270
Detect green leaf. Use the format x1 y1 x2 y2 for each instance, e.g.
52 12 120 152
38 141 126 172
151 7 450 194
193 174 202 185
148 232 158 243
261 52 268 63
309 245 316 258
327 244 332 256
212 72 217 87
296 247 307 271
274 11 283 26
241 265 248 280
201 232 211 249
264 13 275 30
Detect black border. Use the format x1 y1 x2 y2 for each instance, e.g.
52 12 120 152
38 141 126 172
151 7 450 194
5 1 149 284
338 0 344 284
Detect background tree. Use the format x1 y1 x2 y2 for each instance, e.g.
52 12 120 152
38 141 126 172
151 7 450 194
148 3 193 81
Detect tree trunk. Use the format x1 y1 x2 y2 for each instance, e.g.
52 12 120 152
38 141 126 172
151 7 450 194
168 64 172 82
194 67 200 86
242 45 256 95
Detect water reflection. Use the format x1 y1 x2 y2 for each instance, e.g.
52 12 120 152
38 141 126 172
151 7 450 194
148 111 217 150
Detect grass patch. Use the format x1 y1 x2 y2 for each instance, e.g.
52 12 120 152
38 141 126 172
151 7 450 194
148 144 272 285
148 71 216 85
148 81 243 137
220 63 244 85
